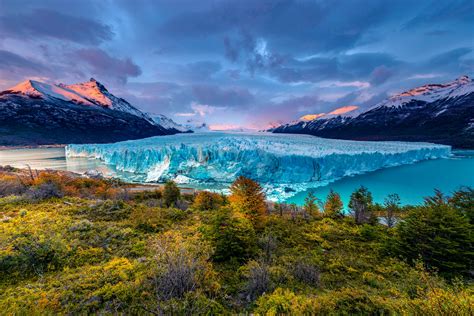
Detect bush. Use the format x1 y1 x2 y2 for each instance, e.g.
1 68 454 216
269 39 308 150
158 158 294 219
192 191 226 211
0 175 27 197
1 233 67 278
83 200 132 221
163 181 180 207
391 196 473 278
205 207 257 262
243 260 271 301
151 233 214 301
292 261 321 287
25 181 64 201
130 206 165 232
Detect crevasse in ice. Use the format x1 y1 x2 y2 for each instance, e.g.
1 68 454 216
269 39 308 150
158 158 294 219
66 132 451 201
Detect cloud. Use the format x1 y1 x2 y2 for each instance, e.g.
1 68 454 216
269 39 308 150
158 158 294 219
0 50 46 73
318 80 371 88
407 73 442 80
0 9 113 44
179 61 222 81
404 0 474 29
73 48 142 83
0 50 50 86
369 66 394 85
191 84 255 107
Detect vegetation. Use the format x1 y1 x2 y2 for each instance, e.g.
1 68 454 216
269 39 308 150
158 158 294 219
0 167 473 314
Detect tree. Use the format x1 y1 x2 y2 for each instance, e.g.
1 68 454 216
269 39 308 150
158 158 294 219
349 186 374 224
382 193 401 228
163 180 180 207
324 189 344 219
229 176 267 228
304 192 321 218
192 191 226 211
449 187 474 224
392 193 473 278
206 207 257 262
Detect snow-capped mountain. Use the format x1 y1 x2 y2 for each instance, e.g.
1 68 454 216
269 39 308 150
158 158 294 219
369 75 473 110
271 76 474 148
0 78 185 145
149 114 191 133
182 119 211 133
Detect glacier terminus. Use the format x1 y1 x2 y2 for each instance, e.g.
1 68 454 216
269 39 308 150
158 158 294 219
66 133 451 201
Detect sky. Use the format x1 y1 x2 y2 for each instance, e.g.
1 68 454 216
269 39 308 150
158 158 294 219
0 0 473 130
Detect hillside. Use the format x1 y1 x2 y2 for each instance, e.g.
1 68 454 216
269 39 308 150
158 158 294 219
0 168 472 314
0 79 185 145
272 76 474 148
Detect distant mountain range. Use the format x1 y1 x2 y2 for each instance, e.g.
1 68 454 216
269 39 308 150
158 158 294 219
0 78 188 145
271 76 474 148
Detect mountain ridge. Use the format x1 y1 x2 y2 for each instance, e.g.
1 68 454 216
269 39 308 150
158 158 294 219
0 78 186 146
271 76 474 148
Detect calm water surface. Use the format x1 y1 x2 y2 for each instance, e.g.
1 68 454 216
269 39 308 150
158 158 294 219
1 147 473 206
286 150 474 206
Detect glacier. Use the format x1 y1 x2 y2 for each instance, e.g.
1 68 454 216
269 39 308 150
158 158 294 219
66 133 451 201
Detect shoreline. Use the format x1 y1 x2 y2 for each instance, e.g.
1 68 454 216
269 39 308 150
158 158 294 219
0 144 66 150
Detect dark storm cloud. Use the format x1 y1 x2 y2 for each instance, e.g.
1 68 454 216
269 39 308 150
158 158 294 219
0 9 113 45
73 48 142 84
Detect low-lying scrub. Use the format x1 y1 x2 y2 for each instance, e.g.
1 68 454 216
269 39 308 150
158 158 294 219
1 169 472 314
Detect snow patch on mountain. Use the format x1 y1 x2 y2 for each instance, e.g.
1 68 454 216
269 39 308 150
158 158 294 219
7 80 95 106
370 75 474 110
150 114 190 132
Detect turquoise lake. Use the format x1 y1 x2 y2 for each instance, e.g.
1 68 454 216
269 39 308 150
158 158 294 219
1 147 473 206
286 150 474 206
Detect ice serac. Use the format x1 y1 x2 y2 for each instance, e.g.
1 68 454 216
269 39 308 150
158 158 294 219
66 133 451 201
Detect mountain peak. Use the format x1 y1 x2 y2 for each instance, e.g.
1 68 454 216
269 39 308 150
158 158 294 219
64 79 112 107
454 75 471 84
370 75 474 110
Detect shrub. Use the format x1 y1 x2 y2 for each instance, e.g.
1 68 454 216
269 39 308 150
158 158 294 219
162 181 180 207
129 206 165 232
83 200 132 221
192 191 226 211
1 233 67 278
243 259 271 301
25 181 64 201
205 207 257 262
392 199 473 278
292 261 321 287
0 175 27 197
151 233 214 301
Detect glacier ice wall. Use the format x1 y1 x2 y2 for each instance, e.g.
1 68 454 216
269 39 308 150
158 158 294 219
66 132 451 201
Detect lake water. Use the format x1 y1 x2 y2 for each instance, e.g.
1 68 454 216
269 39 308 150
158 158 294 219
1 147 473 206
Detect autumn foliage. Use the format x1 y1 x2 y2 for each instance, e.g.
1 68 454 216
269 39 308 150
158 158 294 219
228 176 267 228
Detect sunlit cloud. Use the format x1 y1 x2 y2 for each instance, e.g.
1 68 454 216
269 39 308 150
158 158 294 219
408 73 442 79
318 81 371 89
328 105 359 115
299 113 326 121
